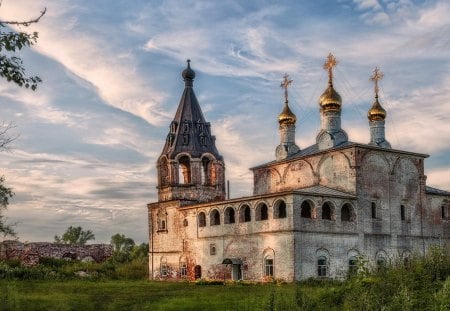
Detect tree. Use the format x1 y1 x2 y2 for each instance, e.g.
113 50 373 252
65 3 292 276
0 176 15 237
110 233 135 262
0 4 46 239
54 226 95 245
130 243 149 261
0 5 46 90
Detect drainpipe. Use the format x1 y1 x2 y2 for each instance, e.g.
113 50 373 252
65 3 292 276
420 176 425 255
150 207 154 280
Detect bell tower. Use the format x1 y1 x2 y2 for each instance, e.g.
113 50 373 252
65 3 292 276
156 60 225 204
316 53 348 150
367 67 391 148
276 73 299 161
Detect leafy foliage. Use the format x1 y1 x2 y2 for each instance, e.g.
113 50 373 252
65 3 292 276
0 176 15 237
110 233 148 263
130 243 148 261
54 226 95 245
0 7 46 90
110 233 135 262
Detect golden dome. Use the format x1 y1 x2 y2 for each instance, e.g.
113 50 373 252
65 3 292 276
367 96 386 121
319 83 342 112
278 102 297 125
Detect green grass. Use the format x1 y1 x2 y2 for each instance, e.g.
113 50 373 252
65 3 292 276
0 247 449 310
0 280 283 311
1 277 449 311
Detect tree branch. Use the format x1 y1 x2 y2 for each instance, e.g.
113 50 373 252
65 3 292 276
0 8 46 27
0 121 17 151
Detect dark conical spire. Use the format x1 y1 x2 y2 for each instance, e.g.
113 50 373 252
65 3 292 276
161 60 222 160
157 60 226 203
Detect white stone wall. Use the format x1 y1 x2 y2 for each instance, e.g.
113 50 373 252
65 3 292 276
149 146 450 281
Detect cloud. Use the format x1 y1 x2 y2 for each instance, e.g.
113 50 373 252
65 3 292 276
1 0 450 244
0 0 168 126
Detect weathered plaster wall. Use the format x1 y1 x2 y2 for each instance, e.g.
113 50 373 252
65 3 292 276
149 146 450 281
253 148 357 196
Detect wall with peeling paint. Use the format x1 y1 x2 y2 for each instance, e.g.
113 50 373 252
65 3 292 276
148 144 450 281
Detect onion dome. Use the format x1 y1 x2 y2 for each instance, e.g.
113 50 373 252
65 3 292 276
278 102 297 125
182 59 195 82
367 95 386 121
319 83 342 112
319 53 342 112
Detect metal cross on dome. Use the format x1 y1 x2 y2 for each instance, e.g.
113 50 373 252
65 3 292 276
323 53 338 85
280 73 293 103
370 67 384 97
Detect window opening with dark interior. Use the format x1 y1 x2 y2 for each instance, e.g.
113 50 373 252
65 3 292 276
322 202 333 220
210 209 220 226
301 201 312 218
198 212 206 227
264 257 274 277
224 207 235 224
256 203 268 221
240 205 251 222
317 256 327 277
371 202 377 219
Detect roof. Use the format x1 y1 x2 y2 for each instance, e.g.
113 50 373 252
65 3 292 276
294 185 355 199
160 61 222 160
426 186 450 196
251 141 429 170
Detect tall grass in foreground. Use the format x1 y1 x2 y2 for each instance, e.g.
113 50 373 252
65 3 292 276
0 247 449 310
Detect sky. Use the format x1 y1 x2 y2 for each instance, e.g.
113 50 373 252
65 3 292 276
0 0 449 244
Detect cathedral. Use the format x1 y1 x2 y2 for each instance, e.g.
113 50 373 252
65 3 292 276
148 56 450 281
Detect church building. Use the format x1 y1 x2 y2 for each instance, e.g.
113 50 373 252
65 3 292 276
148 56 450 281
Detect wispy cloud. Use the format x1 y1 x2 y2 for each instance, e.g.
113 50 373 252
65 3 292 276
1 0 168 126
0 0 449 243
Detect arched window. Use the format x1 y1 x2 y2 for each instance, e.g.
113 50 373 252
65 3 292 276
376 251 388 271
274 200 287 219
400 205 406 221
183 219 188 227
201 157 213 186
210 209 220 226
179 261 187 278
256 203 268 221
348 256 358 275
371 202 377 219
159 157 169 187
210 243 217 255
322 202 333 220
341 203 354 222
160 257 168 277
301 200 312 218
198 212 206 227
178 155 191 184
157 208 168 232
239 204 251 222
264 256 274 277
194 265 202 279
224 207 235 224
377 256 386 270
317 256 327 277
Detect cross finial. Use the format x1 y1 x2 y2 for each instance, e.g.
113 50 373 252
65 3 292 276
370 67 384 97
280 73 293 103
187 59 191 67
323 53 338 86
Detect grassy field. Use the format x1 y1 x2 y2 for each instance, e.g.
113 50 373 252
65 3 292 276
0 247 449 310
1 280 299 311
1 277 449 311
